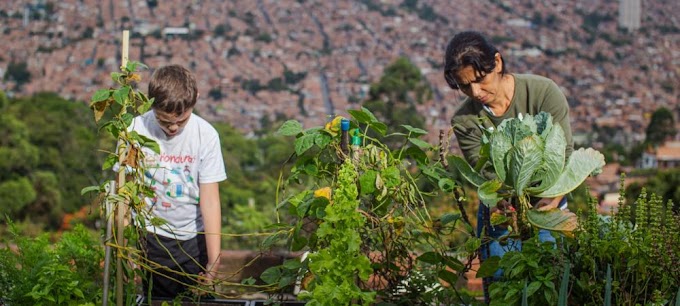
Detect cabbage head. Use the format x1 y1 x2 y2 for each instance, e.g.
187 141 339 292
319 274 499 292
451 112 605 234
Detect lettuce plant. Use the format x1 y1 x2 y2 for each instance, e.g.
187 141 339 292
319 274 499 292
451 112 605 235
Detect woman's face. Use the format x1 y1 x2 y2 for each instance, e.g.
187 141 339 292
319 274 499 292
453 53 506 107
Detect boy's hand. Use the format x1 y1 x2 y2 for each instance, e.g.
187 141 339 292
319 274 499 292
199 261 219 286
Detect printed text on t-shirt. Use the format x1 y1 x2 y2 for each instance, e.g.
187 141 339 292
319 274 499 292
159 154 195 164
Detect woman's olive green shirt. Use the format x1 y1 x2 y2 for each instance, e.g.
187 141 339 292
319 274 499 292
451 74 574 167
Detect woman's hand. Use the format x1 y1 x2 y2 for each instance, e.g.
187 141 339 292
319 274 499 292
535 196 564 211
489 200 516 229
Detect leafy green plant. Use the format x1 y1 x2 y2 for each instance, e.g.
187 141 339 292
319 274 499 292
566 178 680 305
260 108 481 304
487 236 563 306
298 160 376 305
0 218 102 305
81 61 160 303
488 175 680 305
451 112 605 236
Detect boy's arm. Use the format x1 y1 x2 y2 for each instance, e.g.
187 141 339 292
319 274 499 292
199 182 222 283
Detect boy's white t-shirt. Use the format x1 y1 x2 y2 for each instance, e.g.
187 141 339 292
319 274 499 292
130 110 227 240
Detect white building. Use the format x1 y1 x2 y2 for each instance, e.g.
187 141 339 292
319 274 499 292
619 0 641 31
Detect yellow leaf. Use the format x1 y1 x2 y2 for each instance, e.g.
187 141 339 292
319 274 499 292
324 115 345 136
314 187 331 200
128 73 142 82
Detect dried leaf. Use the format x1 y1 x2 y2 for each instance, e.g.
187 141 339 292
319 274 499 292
91 99 111 123
124 146 138 168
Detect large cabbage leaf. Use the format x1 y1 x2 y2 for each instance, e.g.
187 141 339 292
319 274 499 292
506 135 543 196
536 147 605 198
490 129 512 183
526 208 578 235
450 112 605 235
498 116 534 145
526 124 566 194
534 112 553 136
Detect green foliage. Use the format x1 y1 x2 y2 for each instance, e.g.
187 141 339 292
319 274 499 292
0 177 37 216
3 61 31 88
626 168 680 213
12 92 104 214
300 160 376 305
0 220 103 305
0 90 7 108
267 77 287 91
645 107 676 146
566 186 680 305
213 23 232 37
491 180 680 305
0 112 39 179
363 57 431 137
84 61 158 303
451 112 605 235
241 78 265 94
488 236 563 306
212 122 287 246
223 201 275 250
283 68 307 85
0 90 105 228
262 108 481 304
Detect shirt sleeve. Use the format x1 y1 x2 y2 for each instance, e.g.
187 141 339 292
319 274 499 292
452 114 484 167
199 127 227 184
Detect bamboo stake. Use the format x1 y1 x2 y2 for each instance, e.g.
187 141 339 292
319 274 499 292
116 29 130 306
121 30 129 68
102 181 115 306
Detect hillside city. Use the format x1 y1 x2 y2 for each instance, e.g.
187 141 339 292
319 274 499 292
1 1 678 299
1 0 678 149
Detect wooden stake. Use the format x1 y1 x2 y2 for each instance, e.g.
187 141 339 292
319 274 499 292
115 30 130 306
121 30 129 68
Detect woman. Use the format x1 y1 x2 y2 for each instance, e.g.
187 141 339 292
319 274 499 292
444 30 573 297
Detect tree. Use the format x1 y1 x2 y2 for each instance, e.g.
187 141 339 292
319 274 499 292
0 177 37 217
1 92 104 228
0 113 40 179
626 168 680 213
3 61 31 89
362 57 432 136
645 107 676 145
12 93 104 213
0 90 7 108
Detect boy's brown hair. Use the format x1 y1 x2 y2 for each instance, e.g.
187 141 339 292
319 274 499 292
148 65 198 115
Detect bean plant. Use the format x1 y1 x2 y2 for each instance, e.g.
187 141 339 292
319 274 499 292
261 108 484 305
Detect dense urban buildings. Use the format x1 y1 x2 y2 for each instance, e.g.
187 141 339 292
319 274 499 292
1 0 678 148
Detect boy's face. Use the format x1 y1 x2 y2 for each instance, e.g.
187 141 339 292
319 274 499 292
153 108 193 137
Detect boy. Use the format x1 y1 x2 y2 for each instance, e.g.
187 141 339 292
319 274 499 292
129 64 226 299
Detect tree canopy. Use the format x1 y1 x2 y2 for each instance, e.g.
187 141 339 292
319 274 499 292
645 107 676 146
0 92 105 228
362 56 432 139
